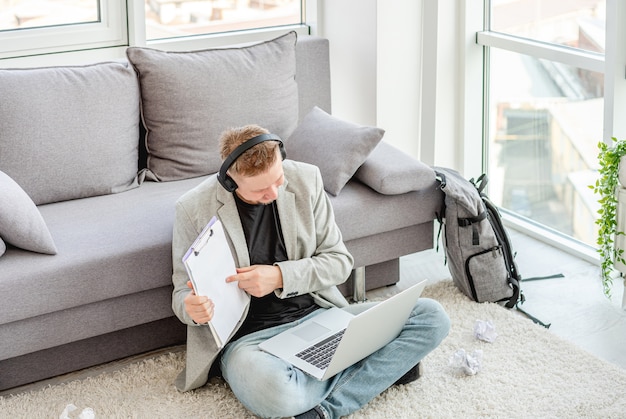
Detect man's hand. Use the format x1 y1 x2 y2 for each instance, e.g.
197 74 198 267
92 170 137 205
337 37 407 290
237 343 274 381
184 281 215 324
226 265 283 298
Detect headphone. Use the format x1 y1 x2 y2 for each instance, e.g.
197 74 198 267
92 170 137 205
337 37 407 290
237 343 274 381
217 133 286 192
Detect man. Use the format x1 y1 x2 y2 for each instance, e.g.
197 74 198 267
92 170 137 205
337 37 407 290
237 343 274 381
171 124 450 418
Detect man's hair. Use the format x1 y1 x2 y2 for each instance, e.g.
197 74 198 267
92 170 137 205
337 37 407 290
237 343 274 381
218 125 282 177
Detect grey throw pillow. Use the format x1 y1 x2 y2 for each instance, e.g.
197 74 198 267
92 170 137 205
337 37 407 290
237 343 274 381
0 170 57 255
354 142 437 195
0 61 140 205
287 106 385 196
126 31 299 181
0 237 5 258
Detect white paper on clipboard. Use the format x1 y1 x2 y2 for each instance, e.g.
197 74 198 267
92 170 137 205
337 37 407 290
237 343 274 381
182 216 250 347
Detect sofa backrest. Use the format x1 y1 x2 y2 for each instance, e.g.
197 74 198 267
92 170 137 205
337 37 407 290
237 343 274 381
0 62 141 206
0 33 332 205
129 34 331 180
295 36 332 121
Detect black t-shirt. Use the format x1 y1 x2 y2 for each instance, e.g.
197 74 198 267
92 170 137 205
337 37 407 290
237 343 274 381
230 193 317 342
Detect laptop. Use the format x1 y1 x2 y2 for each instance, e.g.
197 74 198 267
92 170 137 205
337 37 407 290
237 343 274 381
258 279 428 380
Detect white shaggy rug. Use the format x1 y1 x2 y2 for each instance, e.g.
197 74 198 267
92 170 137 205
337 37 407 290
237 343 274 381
2 280 626 418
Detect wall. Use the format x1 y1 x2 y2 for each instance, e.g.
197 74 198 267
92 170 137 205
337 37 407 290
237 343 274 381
320 0 467 171
318 0 378 127
377 1 423 161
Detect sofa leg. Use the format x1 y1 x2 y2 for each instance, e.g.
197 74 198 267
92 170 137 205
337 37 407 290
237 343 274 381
352 266 367 303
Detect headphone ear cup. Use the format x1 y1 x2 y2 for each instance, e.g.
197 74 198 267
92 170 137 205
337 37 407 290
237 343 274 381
279 142 286 160
218 172 238 193
224 176 237 193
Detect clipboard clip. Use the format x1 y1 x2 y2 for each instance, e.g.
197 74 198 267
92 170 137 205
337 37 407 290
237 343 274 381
193 228 213 256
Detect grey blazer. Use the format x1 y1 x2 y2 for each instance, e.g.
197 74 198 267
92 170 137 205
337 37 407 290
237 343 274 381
171 160 354 391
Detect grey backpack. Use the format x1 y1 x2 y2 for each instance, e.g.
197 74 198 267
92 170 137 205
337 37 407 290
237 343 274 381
434 167 521 308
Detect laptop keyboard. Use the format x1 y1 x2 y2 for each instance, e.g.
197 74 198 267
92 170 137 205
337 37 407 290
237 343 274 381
295 329 346 370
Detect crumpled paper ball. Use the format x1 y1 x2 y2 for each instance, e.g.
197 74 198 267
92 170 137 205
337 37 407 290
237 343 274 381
474 319 497 343
59 404 95 419
449 348 483 375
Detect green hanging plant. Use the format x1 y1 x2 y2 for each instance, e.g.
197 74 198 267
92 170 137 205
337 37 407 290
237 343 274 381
591 137 626 298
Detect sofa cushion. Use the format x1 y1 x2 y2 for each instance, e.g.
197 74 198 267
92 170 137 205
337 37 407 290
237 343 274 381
126 31 299 182
287 106 384 196
355 142 437 195
0 170 56 255
0 177 207 327
0 238 5 258
0 62 140 205
329 179 441 243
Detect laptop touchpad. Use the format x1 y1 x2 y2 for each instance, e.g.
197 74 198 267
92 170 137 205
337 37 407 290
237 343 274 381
293 322 331 342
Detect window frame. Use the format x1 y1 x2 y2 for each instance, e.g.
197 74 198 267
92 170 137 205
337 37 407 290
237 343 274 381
0 0 311 61
476 31 604 73
0 0 128 60
468 0 626 263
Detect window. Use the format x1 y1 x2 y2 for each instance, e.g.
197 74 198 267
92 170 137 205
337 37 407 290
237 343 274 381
478 0 606 249
0 0 304 59
144 0 302 41
0 0 127 59
0 0 99 30
490 0 605 51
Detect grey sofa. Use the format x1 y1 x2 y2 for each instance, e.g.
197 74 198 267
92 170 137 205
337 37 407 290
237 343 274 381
0 32 442 392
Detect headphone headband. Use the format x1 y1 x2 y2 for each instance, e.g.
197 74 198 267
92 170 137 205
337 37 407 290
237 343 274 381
217 133 285 192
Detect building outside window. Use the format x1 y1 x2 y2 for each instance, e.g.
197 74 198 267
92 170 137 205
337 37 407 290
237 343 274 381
143 0 301 41
0 0 303 58
479 0 606 248
0 0 98 29
0 0 126 59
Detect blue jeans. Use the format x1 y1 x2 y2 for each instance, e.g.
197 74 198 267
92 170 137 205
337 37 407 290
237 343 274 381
221 298 450 419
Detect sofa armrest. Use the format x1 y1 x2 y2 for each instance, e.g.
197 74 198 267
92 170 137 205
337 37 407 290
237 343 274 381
354 141 437 195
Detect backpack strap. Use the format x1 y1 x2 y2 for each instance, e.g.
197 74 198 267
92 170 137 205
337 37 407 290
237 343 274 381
521 273 564 281
513 274 562 327
458 211 487 227
461 172 489 246
474 173 489 194
434 170 447 254
506 274 521 309
516 303 552 328
458 211 487 245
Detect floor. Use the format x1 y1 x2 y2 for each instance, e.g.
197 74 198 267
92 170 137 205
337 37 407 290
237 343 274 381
394 229 626 370
3 230 626 397
507 230 626 370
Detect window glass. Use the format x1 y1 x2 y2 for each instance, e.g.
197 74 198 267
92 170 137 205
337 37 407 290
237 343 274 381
0 0 99 31
486 1 607 247
145 0 302 40
491 0 605 53
487 47 603 246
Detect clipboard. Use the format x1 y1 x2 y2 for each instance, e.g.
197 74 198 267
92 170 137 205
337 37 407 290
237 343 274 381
182 216 250 347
